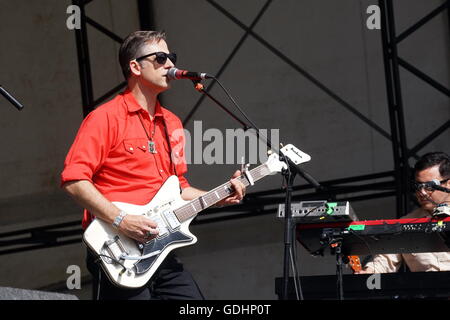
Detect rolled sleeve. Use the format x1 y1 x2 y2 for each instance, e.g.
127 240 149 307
367 253 402 273
178 175 190 190
61 110 114 187
60 164 94 186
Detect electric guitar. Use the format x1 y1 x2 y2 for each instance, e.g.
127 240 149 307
83 146 311 288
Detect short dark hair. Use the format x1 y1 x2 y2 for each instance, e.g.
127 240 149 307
119 30 166 80
414 152 450 179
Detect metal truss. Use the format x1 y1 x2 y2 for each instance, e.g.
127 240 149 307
379 0 450 217
0 221 82 255
0 171 396 255
183 0 449 218
72 0 153 116
0 0 154 255
0 1 448 255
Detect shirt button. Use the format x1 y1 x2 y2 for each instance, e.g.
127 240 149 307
160 170 163 172
129 147 134 151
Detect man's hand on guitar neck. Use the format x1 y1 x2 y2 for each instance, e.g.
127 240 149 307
216 170 246 207
181 170 246 207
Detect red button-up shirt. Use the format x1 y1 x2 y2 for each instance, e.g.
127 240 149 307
61 89 190 229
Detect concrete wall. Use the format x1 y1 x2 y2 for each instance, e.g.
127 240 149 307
0 0 448 299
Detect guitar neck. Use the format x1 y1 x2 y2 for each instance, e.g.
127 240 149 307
174 164 272 223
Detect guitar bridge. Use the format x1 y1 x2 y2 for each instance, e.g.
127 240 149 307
102 236 128 264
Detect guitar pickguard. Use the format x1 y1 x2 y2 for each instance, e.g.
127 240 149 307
134 230 193 274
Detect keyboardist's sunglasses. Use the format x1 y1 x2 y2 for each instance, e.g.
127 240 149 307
413 178 449 191
135 52 177 65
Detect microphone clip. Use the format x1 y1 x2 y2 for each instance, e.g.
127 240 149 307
191 80 204 93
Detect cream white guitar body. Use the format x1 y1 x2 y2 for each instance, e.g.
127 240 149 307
83 176 193 288
83 146 310 288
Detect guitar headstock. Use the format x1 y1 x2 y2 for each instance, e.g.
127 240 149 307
265 153 288 175
280 144 311 165
264 144 311 175
348 255 362 272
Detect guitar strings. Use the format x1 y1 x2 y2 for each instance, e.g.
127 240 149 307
174 164 269 221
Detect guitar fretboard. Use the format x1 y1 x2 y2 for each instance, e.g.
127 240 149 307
174 164 272 223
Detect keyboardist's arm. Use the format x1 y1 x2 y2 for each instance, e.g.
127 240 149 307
355 253 402 274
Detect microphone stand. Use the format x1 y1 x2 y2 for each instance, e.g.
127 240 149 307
0 86 24 111
190 80 322 300
191 82 249 129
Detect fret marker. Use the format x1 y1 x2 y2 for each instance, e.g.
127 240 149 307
200 197 207 208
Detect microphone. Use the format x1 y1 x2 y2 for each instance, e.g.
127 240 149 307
430 179 450 193
166 68 213 81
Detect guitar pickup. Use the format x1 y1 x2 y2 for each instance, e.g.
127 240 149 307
149 214 169 237
163 211 181 230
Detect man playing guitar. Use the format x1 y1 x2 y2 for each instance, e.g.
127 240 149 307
61 31 246 300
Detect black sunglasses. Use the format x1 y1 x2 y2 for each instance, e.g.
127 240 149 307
135 52 177 65
413 178 449 191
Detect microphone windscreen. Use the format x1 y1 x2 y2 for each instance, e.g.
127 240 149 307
166 68 178 80
431 179 441 186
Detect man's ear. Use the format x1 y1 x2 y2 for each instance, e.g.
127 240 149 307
129 60 141 77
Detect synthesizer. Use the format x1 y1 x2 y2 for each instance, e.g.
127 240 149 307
277 201 358 223
296 216 450 256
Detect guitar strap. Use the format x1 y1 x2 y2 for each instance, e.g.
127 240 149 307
161 116 178 177
136 109 178 177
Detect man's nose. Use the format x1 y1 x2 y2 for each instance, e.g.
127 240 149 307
166 58 175 68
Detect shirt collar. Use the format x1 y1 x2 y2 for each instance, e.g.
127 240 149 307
123 89 164 118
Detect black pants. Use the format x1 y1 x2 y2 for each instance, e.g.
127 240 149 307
86 250 204 300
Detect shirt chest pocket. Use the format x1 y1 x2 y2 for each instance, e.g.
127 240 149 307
123 138 153 170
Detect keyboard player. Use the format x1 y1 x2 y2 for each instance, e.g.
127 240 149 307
356 152 450 274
